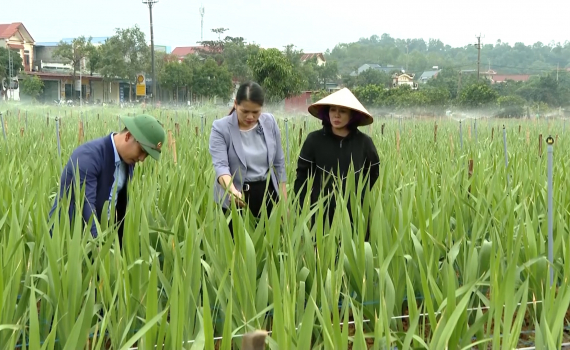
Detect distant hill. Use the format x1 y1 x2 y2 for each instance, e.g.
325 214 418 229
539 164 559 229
326 34 570 77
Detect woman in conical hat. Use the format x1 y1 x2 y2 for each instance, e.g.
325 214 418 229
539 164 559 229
293 88 380 240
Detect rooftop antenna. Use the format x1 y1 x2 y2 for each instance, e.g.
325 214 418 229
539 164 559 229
199 5 205 41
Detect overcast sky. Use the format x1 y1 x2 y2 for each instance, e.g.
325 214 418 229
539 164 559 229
2 0 569 52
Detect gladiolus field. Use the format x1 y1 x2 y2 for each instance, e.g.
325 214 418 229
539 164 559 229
1 104 570 349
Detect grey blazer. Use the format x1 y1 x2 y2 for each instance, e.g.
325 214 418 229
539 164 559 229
209 111 287 208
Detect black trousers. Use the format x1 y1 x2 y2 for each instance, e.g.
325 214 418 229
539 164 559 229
222 179 278 237
311 197 372 242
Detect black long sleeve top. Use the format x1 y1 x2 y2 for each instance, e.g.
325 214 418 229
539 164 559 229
293 124 380 211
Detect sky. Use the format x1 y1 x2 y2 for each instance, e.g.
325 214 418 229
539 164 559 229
2 0 569 53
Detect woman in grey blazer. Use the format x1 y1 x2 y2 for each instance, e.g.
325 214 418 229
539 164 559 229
209 81 287 234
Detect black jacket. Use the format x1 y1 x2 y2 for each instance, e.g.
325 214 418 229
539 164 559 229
293 124 380 218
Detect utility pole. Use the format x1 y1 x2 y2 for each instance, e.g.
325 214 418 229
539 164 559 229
458 71 462 93
79 57 82 107
199 5 205 42
406 42 409 72
8 48 13 101
143 0 158 105
476 34 482 81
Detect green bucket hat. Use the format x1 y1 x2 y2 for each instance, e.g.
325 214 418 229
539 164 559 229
120 114 166 160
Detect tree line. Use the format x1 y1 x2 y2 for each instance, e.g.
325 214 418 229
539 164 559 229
327 33 570 77
329 66 570 117
157 28 339 103
0 26 340 104
2 27 570 112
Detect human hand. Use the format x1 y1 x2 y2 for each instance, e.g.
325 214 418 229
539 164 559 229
230 188 246 208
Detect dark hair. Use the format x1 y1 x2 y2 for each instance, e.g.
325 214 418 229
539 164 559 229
317 105 363 130
229 81 265 115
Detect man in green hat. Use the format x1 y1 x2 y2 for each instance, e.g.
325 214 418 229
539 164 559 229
48 114 166 246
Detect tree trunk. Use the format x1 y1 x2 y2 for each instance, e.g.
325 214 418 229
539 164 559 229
71 67 77 100
89 73 93 103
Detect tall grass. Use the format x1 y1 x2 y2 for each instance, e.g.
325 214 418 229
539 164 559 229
1 104 570 349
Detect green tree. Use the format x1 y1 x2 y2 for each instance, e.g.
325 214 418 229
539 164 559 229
85 44 102 101
383 85 427 111
347 68 391 88
283 44 309 90
153 52 180 100
0 47 23 100
327 33 570 77
248 48 304 102
0 47 23 81
422 86 451 114
98 40 123 102
196 28 262 84
197 28 244 64
317 60 339 89
98 26 150 101
311 89 332 102
299 56 321 91
159 61 193 102
496 95 526 117
191 58 233 100
53 36 93 98
352 84 385 106
427 68 478 100
19 73 44 101
516 73 569 107
492 80 525 97
458 83 499 109
222 41 260 82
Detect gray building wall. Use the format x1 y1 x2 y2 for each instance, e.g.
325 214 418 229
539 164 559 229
33 46 69 70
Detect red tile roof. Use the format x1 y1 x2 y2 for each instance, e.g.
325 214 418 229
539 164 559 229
492 74 531 83
300 53 325 62
172 46 218 57
172 46 201 57
0 24 9 37
0 22 35 42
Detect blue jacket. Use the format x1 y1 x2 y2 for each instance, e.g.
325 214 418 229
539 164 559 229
48 133 134 239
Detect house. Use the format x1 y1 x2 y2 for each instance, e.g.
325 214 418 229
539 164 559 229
285 91 313 112
491 74 532 83
154 45 172 53
31 37 169 103
172 46 213 62
60 37 109 46
392 72 418 89
419 67 441 83
462 68 532 83
31 37 125 103
32 41 101 102
350 64 404 77
34 41 73 72
0 22 35 73
300 53 325 66
480 69 497 76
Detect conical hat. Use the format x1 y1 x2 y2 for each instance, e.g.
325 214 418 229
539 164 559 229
308 88 373 126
